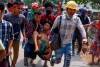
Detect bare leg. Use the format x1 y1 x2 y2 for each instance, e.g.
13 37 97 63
32 31 39 52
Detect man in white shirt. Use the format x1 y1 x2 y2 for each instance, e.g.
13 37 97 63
50 1 88 67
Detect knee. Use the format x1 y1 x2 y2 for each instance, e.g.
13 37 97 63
65 54 71 61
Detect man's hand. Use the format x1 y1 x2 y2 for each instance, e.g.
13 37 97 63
6 49 12 56
82 42 88 54
23 37 28 43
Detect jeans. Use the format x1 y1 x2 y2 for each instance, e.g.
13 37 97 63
52 43 72 67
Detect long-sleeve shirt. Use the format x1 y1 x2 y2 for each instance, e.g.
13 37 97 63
0 20 14 46
51 14 87 47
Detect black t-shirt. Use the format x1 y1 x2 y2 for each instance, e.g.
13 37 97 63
75 15 89 33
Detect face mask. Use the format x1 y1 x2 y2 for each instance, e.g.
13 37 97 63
46 10 52 15
66 12 71 20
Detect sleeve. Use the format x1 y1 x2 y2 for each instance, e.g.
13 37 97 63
77 18 87 42
3 14 8 21
0 40 5 50
9 23 14 40
37 24 43 33
21 17 26 33
50 16 61 33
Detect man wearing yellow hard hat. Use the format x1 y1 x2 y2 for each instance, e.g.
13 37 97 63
50 1 87 67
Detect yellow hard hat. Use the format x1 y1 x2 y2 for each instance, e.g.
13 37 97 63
66 1 78 10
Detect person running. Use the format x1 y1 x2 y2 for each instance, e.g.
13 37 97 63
72 8 90 55
3 2 26 67
50 1 87 67
89 14 100 65
24 11 43 66
0 2 14 67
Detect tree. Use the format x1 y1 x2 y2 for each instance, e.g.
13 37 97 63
0 0 7 2
90 0 100 9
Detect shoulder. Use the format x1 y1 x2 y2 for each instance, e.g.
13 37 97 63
41 13 46 16
19 14 25 18
2 20 12 27
3 13 11 17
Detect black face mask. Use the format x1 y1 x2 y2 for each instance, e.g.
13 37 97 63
46 10 52 15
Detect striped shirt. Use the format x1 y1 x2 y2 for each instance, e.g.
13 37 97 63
51 14 87 47
0 20 14 45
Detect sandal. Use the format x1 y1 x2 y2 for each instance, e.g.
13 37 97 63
88 61 95 65
43 62 48 67
94 62 100 65
30 60 36 67
24 58 28 66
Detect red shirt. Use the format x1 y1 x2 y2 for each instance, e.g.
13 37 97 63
40 13 56 25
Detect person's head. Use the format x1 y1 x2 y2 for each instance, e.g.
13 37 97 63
12 2 24 16
87 10 92 17
6 2 13 12
79 8 87 17
39 7 44 13
34 11 41 23
43 21 51 31
66 1 78 17
44 2 53 15
57 1 62 8
0 2 5 15
31 2 39 11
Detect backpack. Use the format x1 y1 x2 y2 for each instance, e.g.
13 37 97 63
49 16 62 51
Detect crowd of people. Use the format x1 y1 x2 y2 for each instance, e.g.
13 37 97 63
0 0 100 67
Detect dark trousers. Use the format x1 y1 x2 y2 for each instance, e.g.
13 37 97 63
24 43 38 60
72 32 82 54
0 60 8 67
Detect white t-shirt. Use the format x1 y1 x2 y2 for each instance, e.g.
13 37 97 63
0 40 5 50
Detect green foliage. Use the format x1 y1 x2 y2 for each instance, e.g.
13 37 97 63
90 0 100 9
0 0 7 2
90 0 100 4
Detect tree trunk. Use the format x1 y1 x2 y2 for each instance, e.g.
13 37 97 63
40 0 43 6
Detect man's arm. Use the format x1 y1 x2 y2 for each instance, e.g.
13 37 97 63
21 18 27 42
50 16 61 33
7 23 14 56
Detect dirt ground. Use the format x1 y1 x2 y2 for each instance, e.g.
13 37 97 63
81 52 100 67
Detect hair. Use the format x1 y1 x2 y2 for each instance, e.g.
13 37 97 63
44 2 53 8
0 2 5 11
44 21 52 27
7 2 13 8
34 11 41 15
13 2 23 6
32 11 41 28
